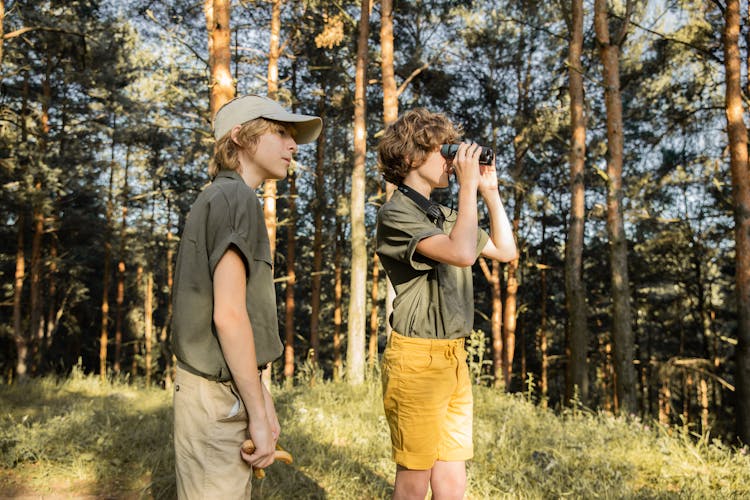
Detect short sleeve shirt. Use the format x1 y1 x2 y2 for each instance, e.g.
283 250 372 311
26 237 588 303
376 189 489 339
171 170 283 381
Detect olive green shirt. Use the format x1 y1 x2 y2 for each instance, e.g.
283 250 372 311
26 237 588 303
171 170 283 382
376 189 489 339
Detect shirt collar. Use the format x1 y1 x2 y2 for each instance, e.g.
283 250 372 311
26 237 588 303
214 170 243 182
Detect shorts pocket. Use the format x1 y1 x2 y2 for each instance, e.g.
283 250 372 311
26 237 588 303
401 350 432 372
214 383 248 423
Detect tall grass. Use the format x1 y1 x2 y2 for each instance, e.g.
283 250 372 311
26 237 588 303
1 369 748 498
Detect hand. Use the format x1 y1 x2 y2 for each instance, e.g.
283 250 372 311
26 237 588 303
478 157 499 197
451 142 481 190
241 414 275 469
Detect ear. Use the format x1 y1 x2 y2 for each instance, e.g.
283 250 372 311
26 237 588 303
229 125 243 145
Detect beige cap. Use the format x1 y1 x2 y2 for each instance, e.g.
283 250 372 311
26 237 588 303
213 94 323 143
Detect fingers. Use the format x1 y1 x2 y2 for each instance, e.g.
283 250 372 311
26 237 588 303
241 439 293 479
240 439 276 469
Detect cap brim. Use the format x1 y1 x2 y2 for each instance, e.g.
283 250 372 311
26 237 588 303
262 112 322 144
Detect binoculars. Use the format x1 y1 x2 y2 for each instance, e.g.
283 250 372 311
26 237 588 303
440 144 495 166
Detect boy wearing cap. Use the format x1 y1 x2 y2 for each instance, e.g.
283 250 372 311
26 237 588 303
171 95 321 499
376 108 517 499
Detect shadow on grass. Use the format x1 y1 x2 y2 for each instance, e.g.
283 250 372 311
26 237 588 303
1 380 344 499
248 427 393 500
0 380 175 498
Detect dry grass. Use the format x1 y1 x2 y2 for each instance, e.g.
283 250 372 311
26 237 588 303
1 368 748 499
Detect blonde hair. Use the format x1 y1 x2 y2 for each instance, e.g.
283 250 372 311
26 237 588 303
210 118 293 177
377 108 462 185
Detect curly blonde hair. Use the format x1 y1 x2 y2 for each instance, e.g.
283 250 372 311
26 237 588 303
377 108 462 185
210 118 294 177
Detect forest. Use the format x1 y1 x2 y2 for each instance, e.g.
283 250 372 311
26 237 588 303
2 0 750 450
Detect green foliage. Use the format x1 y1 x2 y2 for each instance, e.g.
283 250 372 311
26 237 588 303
466 329 494 385
2 375 749 498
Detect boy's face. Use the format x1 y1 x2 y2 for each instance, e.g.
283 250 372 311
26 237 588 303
248 123 298 181
417 148 452 189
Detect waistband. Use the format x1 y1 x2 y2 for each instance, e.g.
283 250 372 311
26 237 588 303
388 330 465 352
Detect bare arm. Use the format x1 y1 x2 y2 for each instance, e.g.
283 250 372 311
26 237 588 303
416 143 482 267
213 247 276 469
478 162 518 262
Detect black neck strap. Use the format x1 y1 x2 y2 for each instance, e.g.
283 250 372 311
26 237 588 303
397 183 444 228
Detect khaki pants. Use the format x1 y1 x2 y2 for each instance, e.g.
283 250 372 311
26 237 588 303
174 364 252 499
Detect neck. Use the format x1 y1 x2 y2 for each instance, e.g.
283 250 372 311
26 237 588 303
237 152 263 189
401 173 432 199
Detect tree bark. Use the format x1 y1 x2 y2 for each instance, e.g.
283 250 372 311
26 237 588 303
333 219 344 381
479 257 503 388
594 0 637 414
565 0 589 406
100 116 116 382
284 168 297 382
264 0 282 261
13 214 26 381
114 149 129 375
380 0 397 339
347 0 370 385
145 271 153 387
0 0 4 73
502 192 521 389
723 0 750 444
369 250 380 370
161 197 175 387
309 95 326 368
539 213 549 406
207 0 234 118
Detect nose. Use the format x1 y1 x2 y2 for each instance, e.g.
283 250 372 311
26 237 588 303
289 138 298 154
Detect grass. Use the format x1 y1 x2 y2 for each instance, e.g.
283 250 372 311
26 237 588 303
1 368 749 499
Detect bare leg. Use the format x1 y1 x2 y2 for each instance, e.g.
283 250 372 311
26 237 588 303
393 465 431 500
430 461 466 500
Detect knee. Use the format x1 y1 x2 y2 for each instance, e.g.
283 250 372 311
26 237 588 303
393 472 431 500
430 474 467 500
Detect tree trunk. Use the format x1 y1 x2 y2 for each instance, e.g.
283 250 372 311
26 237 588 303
565 0 589 406
284 168 297 382
0 0 4 72
502 192 521 389
346 0 370 385
100 117 116 382
144 271 154 387
161 198 175 388
309 95 326 368
381 0 397 339
333 220 344 381
369 251 380 370
29 198 43 373
207 0 234 118
13 214 26 381
479 257 503 388
594 0 637 414
539 213 549 406
45 237 57 348
723 0 750 444
114 150 129 375
264 0 282 261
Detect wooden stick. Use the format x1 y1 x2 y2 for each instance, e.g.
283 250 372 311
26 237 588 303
240 439 293 479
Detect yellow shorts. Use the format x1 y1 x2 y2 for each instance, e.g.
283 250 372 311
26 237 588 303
381 331 473 470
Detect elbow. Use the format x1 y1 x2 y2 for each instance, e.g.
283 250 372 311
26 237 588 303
500 246 519 263
213 306 246 336
456 249 479 268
